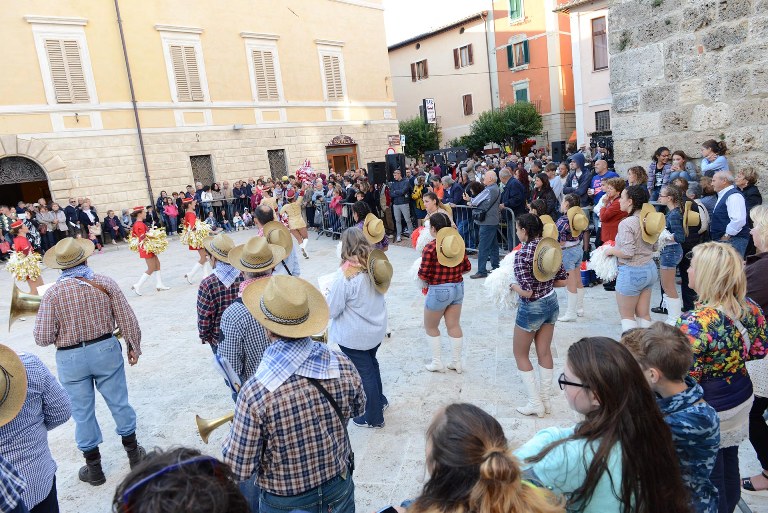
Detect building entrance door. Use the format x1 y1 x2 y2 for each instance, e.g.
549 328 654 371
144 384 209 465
325 135 359 175
0 156 52 206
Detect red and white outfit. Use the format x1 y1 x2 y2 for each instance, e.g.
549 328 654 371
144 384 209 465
183 207 211 283
130 207 169 295
13 235 32 256
131 220 153 259
184 210 199 251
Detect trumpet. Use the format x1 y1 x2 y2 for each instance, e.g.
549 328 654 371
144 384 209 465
310 330 328 343
196 412 235 444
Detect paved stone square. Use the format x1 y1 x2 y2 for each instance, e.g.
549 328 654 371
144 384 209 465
2 232 767 512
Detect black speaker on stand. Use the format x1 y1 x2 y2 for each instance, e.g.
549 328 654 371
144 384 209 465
551 141 567 164
368 161 387 185
384 153 406 182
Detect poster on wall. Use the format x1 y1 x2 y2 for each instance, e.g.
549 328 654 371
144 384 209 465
422 98 436 124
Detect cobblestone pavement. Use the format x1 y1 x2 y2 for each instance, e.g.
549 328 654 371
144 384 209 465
1 231 766 512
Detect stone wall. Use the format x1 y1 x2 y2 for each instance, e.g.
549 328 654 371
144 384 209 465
608 0 768 189
4 122 395 213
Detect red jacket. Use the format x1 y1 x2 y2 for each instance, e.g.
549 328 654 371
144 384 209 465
599 198 627 242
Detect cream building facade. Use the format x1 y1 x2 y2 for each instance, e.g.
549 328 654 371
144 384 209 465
387 13 497 143
0 0 397 211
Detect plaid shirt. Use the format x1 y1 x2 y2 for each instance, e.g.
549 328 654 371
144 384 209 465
196 272 244 346
0 455 25 512
33 273 142 354
555 215 582 245
513 238 568 303
0 353 70 509
222 345 364 495
418 240 471 285
218 300 270 384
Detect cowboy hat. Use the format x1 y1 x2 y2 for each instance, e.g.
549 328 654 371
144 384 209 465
436 227 465 268
539 215 558 240
203 233 236 264
640 203 665 244
242 275 328 339
567 206 589 237
262 221 294 255
683 201 701 237
367 249 393 294
362 214 385 244
0 344 27 428
228 237 286 274
43 237 95 269
539 215 555 226
533 237 563 282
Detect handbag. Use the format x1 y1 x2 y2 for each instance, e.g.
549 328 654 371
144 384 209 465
88 224 102 236
306 378 354 475
38 223 48 235
472 208 486 223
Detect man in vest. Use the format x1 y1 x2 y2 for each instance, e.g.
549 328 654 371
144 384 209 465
710 171 749 256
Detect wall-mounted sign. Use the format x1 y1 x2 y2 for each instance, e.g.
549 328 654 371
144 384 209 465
423 98 436 124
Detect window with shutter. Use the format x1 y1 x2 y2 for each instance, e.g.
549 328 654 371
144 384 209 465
322 54 344 101
592 17 609 71
509 0 524 21
252 49 279 101
44 39 89 104
462 94 473 116
170 44 204 102
458 45 472 68
413 59 428 80
508 40 530 69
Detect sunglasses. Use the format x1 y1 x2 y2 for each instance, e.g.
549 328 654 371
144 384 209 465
118 456 221 507
558 373 588 391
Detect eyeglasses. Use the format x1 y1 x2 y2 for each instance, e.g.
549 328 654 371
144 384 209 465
685 251 694 260
558 373 588 390
118 456 221 507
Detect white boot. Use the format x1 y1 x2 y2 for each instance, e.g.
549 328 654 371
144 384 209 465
202 261 212 277
576 288 586 317
558 292 578 322
621 319 639 333
300 238 308 259
517 370 545 418
446 337 463 374
425 335 444 372
185 263 202 284
155 271 170 291
637 318 652 328
131 273 150 296
665 297 682 325
539 366 554 414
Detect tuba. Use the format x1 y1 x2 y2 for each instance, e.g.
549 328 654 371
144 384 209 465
195 412 235 444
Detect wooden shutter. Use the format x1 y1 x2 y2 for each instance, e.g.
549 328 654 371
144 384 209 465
323 54 344 100
453 48 460 69
45 39 89 104
522 40 530 64
468 44 474 65
252 50 279 101
462 94 473 116
423 59 428 79
170 44 204 102
411 63 416 82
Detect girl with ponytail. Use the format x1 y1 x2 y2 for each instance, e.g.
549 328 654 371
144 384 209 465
408 403 563 513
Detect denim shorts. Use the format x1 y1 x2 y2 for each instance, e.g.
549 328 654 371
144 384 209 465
659 243 683 269
561 244 582 271
615 260 658 296
515 291 559 332
425 282 464 311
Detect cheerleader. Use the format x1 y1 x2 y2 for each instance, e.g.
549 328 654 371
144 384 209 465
418 212 471 374
279 189 309 258
182 197 211 283
130 207 170 296
9 220 44 295
555 193 589 322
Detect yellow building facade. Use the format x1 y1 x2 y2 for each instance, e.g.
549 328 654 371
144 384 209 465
0 0 397 210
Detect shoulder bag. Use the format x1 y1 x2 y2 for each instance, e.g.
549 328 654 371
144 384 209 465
307 377 355 475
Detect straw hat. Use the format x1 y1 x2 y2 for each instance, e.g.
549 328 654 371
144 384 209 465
435 227 465 268
533 238 563 282
262 221 294 255
539 215 558 240
202 233 236 264
567 206 589 237
43 237 95 269
0 345 27 428
683 201 701 237
242 275 329 338
367 249 393 294
228 237 286 273
362 214 385 244
539 215 555 226
640 203 665 244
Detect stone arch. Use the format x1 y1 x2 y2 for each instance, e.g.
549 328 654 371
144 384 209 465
0 135 70 204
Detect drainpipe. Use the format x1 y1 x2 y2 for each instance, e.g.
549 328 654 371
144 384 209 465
480 11 495 111
114 0 154 205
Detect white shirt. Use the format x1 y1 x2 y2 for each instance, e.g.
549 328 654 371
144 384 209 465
550 176 564 202
714 185 747 236
273 242 301 277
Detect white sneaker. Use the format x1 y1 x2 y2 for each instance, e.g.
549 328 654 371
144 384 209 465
396 236 402 243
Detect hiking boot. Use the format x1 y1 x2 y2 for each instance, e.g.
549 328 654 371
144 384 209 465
122 433 146 470
79 448 106 486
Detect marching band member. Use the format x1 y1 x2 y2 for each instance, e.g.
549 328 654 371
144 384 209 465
327 228 392 428
9 220 44 295
280 188 309 258
130 207 170 296
418 213 471 374
182 197 211 284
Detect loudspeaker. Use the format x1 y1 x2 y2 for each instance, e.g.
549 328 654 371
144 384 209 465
551 141 566 164
368 161 387 185
385 153 406 182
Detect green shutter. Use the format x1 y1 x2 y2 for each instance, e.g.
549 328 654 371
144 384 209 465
515 87 528 103
522 40 530 65
506 44 514 69
509 0 522 20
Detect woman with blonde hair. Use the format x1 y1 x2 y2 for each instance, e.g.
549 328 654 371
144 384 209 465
402 403 563 513
677 242 767 512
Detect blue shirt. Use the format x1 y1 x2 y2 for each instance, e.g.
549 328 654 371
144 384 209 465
0 455 25 513
701 156 729 177
657 377 719 513
0 353 71 509
590 170 619 204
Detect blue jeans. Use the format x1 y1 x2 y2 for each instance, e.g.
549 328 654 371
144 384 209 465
259 473 354 513
516 291 559 332
339 344 386 425
616 261 658 297
240 475 260 513
710 446 739 513
55 337 137 451
456 218 472 249
719 236 748 257
476 224 499 274
669 171 694 182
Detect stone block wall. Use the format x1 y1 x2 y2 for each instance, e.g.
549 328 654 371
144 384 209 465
608 0 768 190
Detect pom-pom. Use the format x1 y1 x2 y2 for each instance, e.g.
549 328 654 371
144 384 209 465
5 251 42 281
409 257 428 292
181 220 211 249
587 243 618 281
141 227 169 255
128 234 139 253
657 228 674 250
415 223 435 253
483 251 519 310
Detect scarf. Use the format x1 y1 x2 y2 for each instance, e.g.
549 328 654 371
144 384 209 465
58 263 95 282
254 338 340 392
213 262 240 288
238 275 270 297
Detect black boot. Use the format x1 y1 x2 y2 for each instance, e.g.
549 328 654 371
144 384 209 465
79 448 106 486
122 433 146 470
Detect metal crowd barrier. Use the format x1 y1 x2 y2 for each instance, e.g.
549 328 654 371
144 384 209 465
313 201 355 239
451 205 516 253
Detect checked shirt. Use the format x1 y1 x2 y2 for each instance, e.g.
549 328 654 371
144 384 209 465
0 455 25 513
418 240 471 285
513 237 568 303
196 270 244 346
218 300 270 384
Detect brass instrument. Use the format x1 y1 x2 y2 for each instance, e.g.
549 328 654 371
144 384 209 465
196 412 235 444
310 329 328 343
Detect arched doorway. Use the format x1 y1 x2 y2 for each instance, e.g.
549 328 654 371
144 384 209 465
325 135 359 174
0 156 52 207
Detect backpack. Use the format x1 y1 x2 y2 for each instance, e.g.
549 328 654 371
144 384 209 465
693 199 710 235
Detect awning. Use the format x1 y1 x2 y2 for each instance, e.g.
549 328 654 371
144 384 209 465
568 130 577 143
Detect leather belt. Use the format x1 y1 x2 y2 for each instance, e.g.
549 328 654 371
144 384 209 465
57 333 113 351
